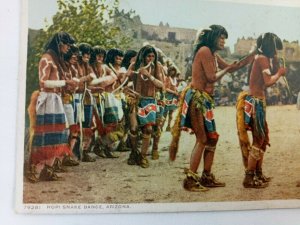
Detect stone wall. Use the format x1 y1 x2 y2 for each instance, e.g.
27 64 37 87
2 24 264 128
128 38 193 75
282 41 300 62
234 37 256 56
234 37 300 62
141 24 197 43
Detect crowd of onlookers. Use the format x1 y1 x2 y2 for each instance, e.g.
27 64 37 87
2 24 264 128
184 56 300 107
211 68 298 106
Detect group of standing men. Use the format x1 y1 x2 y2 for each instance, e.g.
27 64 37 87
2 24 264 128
27 25 287 192
170 25 286 191
27 32 181 182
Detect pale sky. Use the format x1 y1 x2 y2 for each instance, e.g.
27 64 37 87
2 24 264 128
28 0 300 51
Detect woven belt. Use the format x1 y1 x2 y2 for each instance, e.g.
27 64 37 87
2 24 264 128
62 93 73 104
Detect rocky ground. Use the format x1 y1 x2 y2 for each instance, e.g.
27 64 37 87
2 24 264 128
22 105 300 211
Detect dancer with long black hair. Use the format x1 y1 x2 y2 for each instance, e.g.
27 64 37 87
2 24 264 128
236 33 286 188
27 32 79 182
170 25 253 191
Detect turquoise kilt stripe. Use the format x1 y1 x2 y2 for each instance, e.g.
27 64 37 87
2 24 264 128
165 92 178 112
32 130 69 147
36 113 66 125
103 106 119 124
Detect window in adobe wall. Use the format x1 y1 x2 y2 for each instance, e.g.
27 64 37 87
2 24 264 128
168 32 176 42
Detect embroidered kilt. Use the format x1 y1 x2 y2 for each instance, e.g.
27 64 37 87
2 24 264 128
73 93 82 124
63 103 75 127
30 92 71 165
102 92 124 125
82 91 94 128
155 91 165 119
180 88 218 139
165 92 178 112
244 95 269 149
137 97 157 127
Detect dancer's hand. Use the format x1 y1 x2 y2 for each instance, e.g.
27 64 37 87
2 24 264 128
139 67 150 77
116 72 126 80
278 67 287 76
228 61 239 72
66 79 78 91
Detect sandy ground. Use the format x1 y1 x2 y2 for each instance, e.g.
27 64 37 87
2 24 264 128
23 105 300 205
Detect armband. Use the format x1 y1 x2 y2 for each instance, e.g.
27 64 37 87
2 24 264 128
90 78 101 85
44 80 66 88
89 73 97 79
72 77 80 82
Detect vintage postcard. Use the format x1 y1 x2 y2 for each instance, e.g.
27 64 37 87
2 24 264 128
15 0 300 214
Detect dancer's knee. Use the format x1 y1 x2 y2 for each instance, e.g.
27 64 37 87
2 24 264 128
204 136 219 152
142 125 152 135
249 145 265 160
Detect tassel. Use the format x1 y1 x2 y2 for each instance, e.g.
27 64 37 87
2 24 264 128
236 91 250 168
169 86 190 161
